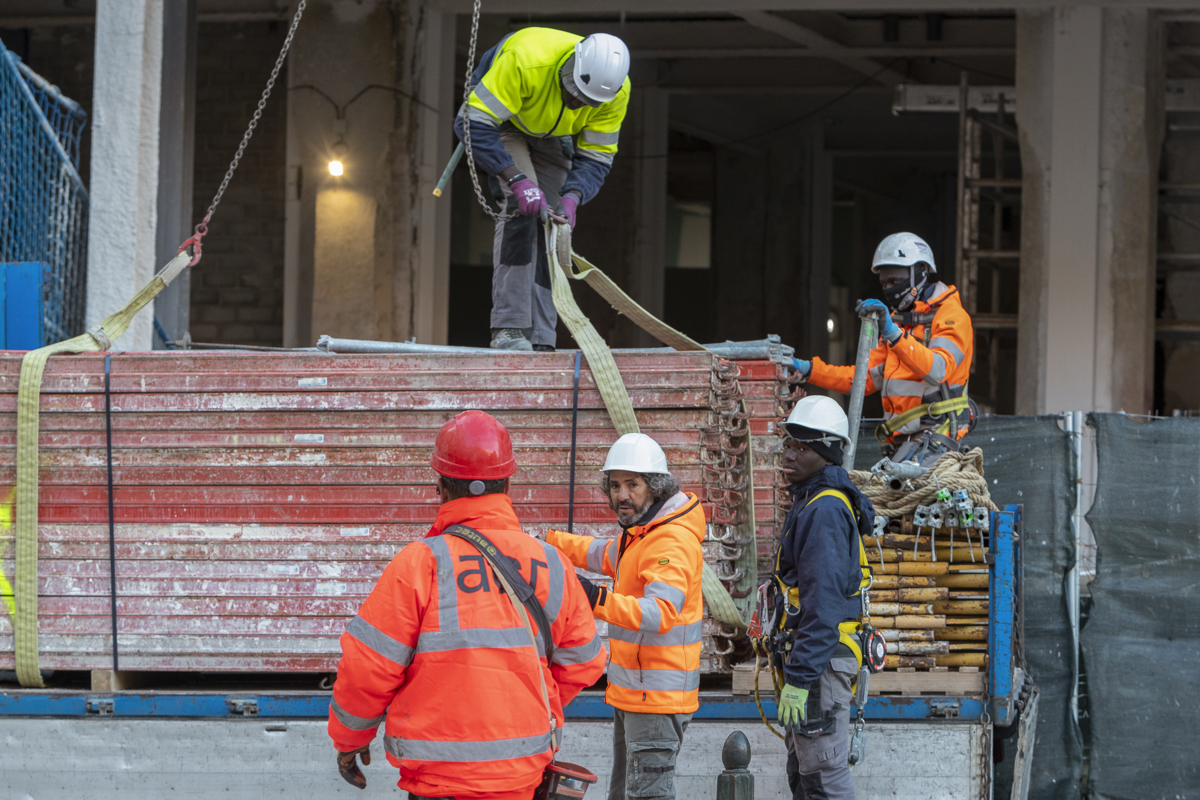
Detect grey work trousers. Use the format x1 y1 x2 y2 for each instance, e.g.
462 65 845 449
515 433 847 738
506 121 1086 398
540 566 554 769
609 708 693 800
784 652 858 800
490 127 571 347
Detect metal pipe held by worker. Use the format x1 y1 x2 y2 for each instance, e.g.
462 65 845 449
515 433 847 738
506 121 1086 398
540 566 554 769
844 311 880 469
432 142 465 198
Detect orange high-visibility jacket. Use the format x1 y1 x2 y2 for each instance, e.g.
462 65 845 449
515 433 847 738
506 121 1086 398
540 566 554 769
328 493 606 800
809 284 973 442
547 492 706 715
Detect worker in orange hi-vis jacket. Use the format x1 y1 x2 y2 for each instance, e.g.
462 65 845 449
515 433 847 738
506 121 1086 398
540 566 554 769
541 433 706 800
793 232 975 466
328 410 607 800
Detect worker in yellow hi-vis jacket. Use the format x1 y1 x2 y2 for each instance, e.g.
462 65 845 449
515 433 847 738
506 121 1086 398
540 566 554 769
454 28 630 353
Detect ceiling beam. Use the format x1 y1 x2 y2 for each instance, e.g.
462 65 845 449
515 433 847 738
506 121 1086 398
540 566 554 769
735 10 906 86
635 46 1014 59
430 1 1200 11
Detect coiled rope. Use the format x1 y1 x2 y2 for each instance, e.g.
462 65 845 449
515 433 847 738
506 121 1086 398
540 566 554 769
848 448 997 519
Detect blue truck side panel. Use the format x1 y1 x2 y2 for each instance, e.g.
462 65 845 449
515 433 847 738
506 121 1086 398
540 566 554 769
2 261 45 348
989 505 1018 725
0 692 986 721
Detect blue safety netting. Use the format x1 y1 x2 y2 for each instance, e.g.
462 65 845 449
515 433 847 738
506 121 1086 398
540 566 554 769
0 35 88 345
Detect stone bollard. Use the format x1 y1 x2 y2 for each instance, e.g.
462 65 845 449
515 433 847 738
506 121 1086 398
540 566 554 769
716 730 754 800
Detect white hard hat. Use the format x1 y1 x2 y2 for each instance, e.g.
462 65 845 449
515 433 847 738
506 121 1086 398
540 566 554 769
573 33 630 104
601 432 670 474
784 396 850 446
871 232 937 274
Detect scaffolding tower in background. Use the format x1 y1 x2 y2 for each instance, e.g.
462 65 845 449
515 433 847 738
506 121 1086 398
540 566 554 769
954 72 1021 414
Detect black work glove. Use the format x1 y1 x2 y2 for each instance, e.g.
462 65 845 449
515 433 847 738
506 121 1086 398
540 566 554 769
577 574 607 608
337 745 370 790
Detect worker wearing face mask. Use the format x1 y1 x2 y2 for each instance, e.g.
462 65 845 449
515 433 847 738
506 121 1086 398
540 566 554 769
792 233 975 465
454 28 631 353
769 396 876 800
541 433 705 800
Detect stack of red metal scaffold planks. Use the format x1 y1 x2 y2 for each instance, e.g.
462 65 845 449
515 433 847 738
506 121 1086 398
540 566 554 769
0 349 789 675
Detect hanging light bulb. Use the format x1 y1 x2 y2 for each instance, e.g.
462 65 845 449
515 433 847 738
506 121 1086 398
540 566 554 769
329 137 348 176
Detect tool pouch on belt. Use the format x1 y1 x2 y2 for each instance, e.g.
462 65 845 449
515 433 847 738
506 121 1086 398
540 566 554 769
791 681 839 739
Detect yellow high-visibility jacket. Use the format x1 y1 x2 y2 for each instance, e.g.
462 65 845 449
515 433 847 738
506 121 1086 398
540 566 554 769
547 492 706 715
459 27 630 202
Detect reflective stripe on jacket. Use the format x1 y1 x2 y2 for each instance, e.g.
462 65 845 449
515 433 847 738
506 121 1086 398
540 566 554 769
808 283 973 440
466 28 628 163
546 492 706 715
328 493 606 800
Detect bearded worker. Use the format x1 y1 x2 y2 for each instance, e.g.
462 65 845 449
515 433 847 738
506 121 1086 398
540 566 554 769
541 433 705 800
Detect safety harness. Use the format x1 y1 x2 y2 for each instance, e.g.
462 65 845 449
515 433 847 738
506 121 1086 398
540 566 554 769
749 488 886 762
874 291 972 444
769 490 873 670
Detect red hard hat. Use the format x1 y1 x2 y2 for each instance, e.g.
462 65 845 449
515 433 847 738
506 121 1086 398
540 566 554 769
430 410 517 480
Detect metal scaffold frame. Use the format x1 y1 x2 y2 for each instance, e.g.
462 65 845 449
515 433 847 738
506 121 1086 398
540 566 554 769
953 72 1021 413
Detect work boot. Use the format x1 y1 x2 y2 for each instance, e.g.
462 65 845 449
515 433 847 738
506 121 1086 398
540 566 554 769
533 344 555 352
490 328 533 351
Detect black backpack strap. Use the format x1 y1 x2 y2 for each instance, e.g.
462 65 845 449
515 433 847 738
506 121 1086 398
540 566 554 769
442 523 556 661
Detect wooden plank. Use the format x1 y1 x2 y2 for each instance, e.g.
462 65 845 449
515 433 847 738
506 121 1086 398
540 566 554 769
868 670 987 696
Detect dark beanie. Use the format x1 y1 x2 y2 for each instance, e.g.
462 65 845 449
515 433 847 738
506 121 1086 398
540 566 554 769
786 424 844 467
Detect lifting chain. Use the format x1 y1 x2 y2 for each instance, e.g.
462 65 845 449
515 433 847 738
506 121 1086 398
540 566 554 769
461 0 517 222
180 0 307 265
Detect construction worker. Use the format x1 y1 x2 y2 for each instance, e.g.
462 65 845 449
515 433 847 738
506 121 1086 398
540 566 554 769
541 433 705 800
794 232 974 464
771 396 875 800
327 410 607 799
454 28 630 352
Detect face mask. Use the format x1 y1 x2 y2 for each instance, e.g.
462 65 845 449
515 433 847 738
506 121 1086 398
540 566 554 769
883 266 928 311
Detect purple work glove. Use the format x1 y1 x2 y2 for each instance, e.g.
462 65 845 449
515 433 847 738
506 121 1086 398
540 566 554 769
509 178 547 216
555 194 579 229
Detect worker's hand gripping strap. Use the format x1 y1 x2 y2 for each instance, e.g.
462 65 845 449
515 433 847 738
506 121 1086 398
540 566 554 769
443 524 556 663
443 524 559 752
13 251 192 687
545 220 752 632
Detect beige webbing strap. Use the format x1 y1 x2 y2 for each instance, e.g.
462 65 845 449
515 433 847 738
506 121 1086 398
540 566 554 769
546 222 750 631
546 223 640 435
13 251 191 687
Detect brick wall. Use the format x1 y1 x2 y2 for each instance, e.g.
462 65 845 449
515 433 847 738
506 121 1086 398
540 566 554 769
189 22 287 346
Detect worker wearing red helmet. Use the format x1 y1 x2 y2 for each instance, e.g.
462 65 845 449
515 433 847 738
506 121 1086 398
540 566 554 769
328 410 607 799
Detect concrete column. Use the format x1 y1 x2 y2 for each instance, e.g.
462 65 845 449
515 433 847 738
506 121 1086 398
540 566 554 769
712 148 767 341
411 10 455 346
86 0 166 351
382 4 457 345
1015 8 1163 414
805 126 833 362
152 0 197 348
1097 10 1164 415
629 87 669 347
